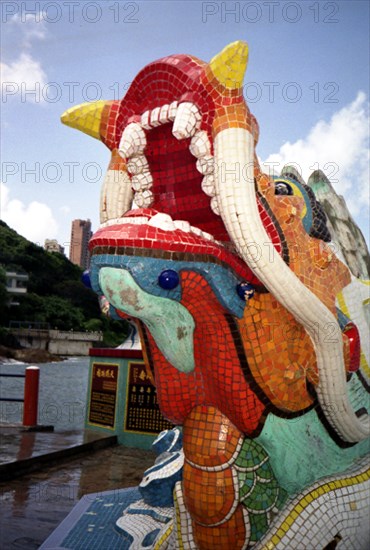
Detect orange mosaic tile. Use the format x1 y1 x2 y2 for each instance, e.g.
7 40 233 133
193 505 247 550
238 292 318 411
183 464 237 525
182 405 241 467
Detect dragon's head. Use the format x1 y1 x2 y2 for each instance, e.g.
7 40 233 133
62 41 369 444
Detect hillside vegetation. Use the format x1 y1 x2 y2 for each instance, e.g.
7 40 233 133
0 221 128 347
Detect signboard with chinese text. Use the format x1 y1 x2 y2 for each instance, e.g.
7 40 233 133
88 362 118 429
125 361 173 434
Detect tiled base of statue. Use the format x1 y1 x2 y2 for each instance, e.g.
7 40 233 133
60 41 370 549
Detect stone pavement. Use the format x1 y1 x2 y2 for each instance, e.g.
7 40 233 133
0 427 156 549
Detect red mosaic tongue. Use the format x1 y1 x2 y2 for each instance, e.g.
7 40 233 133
145 124 230 242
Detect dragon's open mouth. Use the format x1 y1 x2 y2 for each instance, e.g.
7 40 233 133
119 102 219 228
99 98 229 243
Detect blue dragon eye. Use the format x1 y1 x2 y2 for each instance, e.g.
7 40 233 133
236 282 255 301
81 270 92 289
158 270 180 290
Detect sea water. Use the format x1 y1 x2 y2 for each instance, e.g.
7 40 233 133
0 357 90 430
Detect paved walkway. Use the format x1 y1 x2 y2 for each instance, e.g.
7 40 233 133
0 426 156 549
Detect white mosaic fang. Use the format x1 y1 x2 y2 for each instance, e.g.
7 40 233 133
201 174 216 197
131 171 153 191
100 216 149 229
134 189 154 208
172 102 201 140
127 155 149 175
200 230 214 242
210 196 220 216
196 156 214 176
174 220 191 233
190 130 211 158
118 122 147 158
141 103 178 131
189 226 202 237
168 101 178 121
159 104 170 124
141 110 151 130
150 106 162 127
148 212 176 231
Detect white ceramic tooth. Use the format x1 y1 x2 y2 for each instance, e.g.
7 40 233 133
201 174 216 197
172 102 201 140
202 230 215 241
196 156 214 176
189 131 211 158
141 110 151 130
210 196 220 216
100 216 149 229
190 226 202 236
119 216 149 225
100 217 120 228
148 212 176 231
168 101 178 121
131 171 153 191
127 155 149 175
134 189 153 208
159 104 170 124
150 107 162 127
118 123 146 158
174 220 191 233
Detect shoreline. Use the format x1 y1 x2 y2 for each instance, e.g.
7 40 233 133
0 345 64 364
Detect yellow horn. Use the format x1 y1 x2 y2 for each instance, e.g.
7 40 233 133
61 100 109 140
209 40 249 89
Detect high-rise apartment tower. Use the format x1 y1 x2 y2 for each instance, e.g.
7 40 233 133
69 219 92 270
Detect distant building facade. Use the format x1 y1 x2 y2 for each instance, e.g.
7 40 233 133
44 239 65 254
5 270 29 306
69 219 92 270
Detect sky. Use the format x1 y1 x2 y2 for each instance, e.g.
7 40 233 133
1 0 369 256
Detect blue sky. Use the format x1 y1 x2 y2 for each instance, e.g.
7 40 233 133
1 0 369 253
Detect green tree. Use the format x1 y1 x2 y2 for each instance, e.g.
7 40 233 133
16 293 85 330
0 221 130 344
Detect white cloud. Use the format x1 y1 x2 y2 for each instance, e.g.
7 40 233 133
1 13 48 101
1 52 47 94
9 13 48 48
0 183 58 246
261 92 370 214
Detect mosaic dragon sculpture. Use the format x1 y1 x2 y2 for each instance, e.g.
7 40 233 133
62 41 370 549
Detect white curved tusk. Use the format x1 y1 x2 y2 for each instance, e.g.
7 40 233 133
214 127 370 443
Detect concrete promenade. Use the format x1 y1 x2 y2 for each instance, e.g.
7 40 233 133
0 426 156 549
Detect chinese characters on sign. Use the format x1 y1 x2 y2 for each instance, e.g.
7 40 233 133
125 362 173 434
88 363 118 428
